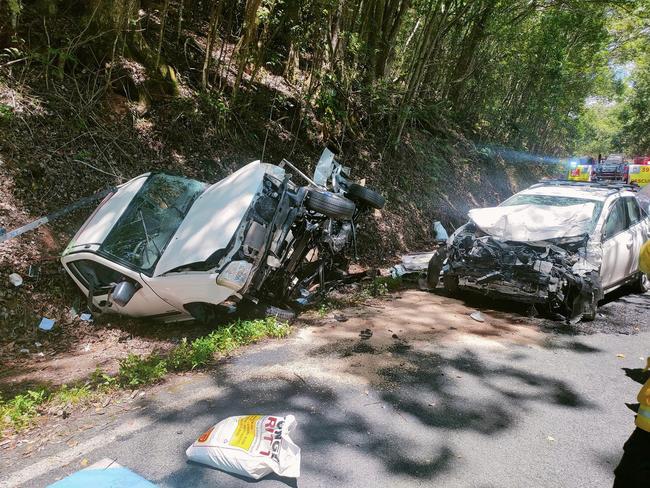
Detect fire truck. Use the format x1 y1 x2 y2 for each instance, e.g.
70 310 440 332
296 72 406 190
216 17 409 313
568 154 650 187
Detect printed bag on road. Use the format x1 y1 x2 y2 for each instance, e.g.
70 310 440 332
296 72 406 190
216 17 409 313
186 414 301 479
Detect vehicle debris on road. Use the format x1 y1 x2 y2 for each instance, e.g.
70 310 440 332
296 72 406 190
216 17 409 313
470 311 485 322
186 414 301 480
60 149 385 323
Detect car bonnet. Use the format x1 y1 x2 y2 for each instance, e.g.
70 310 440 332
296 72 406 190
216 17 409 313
153 161 285 276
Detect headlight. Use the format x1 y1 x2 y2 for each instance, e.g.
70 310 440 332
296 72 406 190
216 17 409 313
217 260 253 290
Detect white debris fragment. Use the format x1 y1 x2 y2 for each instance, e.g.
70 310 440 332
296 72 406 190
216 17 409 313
470 311 485 323
9 273 23 287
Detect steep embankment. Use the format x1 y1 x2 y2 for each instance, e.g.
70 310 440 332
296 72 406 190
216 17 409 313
0 68 549 354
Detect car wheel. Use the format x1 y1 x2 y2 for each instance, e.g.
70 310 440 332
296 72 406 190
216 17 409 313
631 272 650 294
306 189 356 220
345 183 385 209
582 295 598 322
443 274 459 295
427 253 444 289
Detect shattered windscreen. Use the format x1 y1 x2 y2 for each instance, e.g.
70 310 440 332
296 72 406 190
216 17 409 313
100 174 207 274
500 194 604 230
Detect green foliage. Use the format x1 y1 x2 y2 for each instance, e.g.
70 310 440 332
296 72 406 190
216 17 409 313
118 354 168 387
0 389 48 432
90 367 119 389
365 276 404 297
51 385 93 405
0 103 13 123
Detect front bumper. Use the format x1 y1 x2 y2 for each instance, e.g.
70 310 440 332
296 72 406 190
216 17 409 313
456 274 552 304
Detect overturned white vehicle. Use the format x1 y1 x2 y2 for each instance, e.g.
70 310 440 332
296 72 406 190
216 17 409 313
61 150 384 322
430 181 650 322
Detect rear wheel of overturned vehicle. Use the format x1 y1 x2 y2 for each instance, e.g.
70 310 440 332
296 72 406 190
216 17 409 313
306 189 356 220
630 272 650 294
344 183 385 209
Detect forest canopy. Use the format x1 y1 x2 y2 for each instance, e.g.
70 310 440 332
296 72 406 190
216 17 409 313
1 0 650 157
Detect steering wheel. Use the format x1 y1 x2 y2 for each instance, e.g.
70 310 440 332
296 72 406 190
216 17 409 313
133 238 158 269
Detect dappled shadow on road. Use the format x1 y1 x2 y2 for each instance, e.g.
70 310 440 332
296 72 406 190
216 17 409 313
130 333 595 485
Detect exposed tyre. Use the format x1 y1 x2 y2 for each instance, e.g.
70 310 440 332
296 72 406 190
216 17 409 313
306 189 356 220
582 295 597 322
630 272 650 294
345 183 385 209
443 274 459 295
264 305 296 322
426 253 444 289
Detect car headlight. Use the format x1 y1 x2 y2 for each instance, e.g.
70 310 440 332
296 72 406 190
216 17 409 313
217 260 253 290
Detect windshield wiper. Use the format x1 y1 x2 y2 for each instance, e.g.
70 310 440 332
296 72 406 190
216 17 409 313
139 210 161 256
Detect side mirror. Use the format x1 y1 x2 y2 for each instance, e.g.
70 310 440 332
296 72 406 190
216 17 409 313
112 281 137 307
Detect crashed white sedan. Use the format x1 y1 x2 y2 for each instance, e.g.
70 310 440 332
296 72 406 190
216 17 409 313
431 181 650 321
61 152 384 322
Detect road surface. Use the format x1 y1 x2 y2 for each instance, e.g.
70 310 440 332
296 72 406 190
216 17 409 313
2 288 649 487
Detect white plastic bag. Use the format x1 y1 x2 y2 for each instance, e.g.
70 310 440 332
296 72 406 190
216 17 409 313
186 414 301 480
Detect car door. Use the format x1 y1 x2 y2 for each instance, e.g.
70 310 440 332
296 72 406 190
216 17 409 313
66 256 179 317
624 196 649 276
600 198 633 289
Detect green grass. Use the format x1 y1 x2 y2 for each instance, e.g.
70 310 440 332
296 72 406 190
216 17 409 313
0 318 291 437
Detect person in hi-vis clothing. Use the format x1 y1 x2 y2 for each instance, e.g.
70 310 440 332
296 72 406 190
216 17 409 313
613 240 650 487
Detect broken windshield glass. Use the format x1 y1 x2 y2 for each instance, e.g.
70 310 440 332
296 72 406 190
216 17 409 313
101 174 206 274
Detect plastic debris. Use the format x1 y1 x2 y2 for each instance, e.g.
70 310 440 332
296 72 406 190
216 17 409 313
9 273 23 287
433 221 449 241
617 354 626 359
470 311 485 323
80 313 93 322
186 415 301 480
38 317 56 331
26 265 40 279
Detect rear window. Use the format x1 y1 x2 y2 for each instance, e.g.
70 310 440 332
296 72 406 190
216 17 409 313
500 194 604 229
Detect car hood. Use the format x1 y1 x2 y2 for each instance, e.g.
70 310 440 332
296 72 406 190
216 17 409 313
468 202 596 242
154 161 285 276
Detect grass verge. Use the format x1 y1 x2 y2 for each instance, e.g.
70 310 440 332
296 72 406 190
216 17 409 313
0 317 290 437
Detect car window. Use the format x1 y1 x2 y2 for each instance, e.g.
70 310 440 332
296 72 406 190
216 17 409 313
603 199 629 240
625 197 641 225
101 174 206 274
69 260 123 293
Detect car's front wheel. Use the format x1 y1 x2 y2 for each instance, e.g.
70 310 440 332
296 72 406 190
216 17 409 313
630 272 650 294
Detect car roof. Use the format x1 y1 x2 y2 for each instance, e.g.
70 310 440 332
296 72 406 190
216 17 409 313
66 174 150 251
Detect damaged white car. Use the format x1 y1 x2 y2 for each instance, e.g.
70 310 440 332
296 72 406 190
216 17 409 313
61 150 384 322
429 181 650 322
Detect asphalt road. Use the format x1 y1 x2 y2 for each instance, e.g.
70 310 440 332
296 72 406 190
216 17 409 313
3 288 649 488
